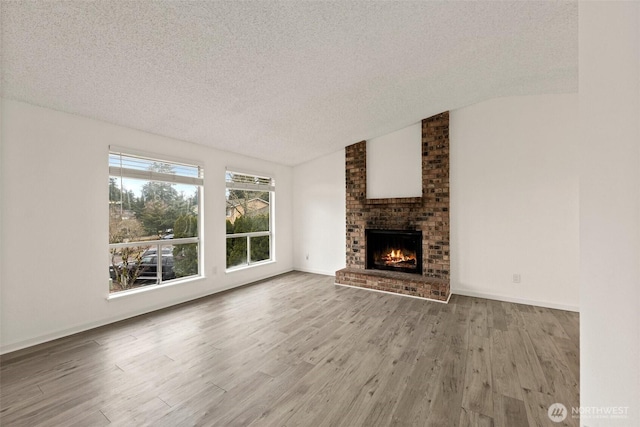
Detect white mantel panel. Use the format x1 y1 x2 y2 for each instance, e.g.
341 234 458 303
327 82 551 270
366 123 422 199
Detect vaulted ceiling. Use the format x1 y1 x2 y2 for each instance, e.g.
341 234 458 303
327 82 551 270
1 1 577 166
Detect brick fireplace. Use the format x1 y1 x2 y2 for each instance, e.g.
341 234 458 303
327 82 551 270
335 112 450 302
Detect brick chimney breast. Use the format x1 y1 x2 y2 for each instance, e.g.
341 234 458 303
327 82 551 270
336 112 450 302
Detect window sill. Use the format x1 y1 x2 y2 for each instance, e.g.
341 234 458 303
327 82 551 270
107 275 205 300
225 259 275 274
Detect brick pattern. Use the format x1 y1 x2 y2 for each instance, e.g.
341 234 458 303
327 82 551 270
337 112 450 301
336 268 449 301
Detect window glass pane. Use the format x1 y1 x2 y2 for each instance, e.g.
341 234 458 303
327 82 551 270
110 176 199 241
225 190 270 233
226 237 247 268
136 253 161 284
109 244 155 292
171 243 198 279
250 236 270 263
109 150 202 295
225 171 273 270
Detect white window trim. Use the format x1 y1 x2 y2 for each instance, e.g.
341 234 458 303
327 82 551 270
109 148 204 295
225 169 275 271
107 275 205 300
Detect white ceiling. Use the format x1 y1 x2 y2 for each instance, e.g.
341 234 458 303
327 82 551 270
1 1 578 166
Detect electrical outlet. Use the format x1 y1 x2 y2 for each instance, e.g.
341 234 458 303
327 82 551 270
512 273 521 283
305 253 309 260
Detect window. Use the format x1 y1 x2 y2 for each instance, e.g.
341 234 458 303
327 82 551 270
109 149 203 294
225 170 274 269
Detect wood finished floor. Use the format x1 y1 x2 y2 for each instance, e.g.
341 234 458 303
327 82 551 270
0 272 579 427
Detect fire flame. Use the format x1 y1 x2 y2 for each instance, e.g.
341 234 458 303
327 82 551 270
381 249 415 265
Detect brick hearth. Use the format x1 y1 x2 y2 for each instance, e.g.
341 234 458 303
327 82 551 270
335 112 450 302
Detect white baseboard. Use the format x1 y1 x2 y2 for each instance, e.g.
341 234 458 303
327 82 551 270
293 266 338 276
0 314 148 356
453 288 579 312
335 282 452 304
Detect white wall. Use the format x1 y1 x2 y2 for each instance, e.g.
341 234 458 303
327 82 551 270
292 149 346 275
450 94 580 311
579 3 640 426
366 122 422 199
0 99 294 354
291 95 581 312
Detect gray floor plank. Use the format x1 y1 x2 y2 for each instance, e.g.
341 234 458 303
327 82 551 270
0 272 579 427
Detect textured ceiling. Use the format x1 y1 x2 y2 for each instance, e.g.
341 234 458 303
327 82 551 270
1 1 578 166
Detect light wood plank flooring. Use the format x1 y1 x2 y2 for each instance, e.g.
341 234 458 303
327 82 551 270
0 272 579 426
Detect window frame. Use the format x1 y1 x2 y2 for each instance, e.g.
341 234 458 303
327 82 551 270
225 169 275 271
108 147 204 295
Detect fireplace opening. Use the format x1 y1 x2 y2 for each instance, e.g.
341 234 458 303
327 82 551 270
366 229 422 275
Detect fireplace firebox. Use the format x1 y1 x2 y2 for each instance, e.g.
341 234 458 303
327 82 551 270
365 229 422 275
